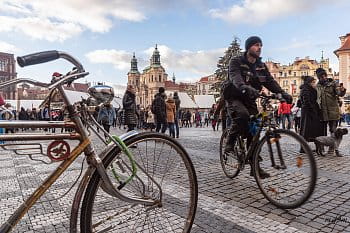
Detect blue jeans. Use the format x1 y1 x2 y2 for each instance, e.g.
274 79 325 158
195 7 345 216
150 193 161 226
168 123 175 138
281 113 291 130
174 117 179 137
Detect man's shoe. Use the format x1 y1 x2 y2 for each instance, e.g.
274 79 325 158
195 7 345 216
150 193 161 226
335 151 343 157
251 168 270 179
224 143 234 154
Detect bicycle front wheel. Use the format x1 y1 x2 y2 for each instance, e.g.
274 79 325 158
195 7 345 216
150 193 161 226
80 132 198 233
219 129 241 179
253 129 317 209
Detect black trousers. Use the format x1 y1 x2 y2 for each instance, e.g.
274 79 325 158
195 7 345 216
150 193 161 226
226 99 258 146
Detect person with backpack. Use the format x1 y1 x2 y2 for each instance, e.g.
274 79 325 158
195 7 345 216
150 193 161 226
151 87 167 133
98 102 116 139
122 85 138 132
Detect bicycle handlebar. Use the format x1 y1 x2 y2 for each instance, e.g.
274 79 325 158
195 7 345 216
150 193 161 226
17 51 85 72
17 50 59 67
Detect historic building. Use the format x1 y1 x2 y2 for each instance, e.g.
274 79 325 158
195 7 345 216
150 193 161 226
128 45 169 108
334 33 350 94
266 56 333 101
0 52 17 99
196 74 219 96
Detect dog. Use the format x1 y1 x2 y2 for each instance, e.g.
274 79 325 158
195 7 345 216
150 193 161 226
314 128 348 157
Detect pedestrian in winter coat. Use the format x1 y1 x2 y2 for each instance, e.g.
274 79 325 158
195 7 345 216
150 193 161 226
152 87 167 133
173 92 181 138
166 95 176 138
98 103 116 138
316 68 346 135
300 76 326 146
122 85 138 131
278 100 292 130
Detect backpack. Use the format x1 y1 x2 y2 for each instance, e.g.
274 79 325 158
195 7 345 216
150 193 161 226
221 79 240 100
151 99 156 114
101 115 109 125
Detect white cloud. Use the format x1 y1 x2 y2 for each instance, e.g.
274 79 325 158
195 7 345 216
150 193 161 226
86 45 224 79
0 41 20 54
0 0 147 42
0 0 210 42
86 49 131 70
209 0 333 25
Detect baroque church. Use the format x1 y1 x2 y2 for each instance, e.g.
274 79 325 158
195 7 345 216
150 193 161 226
127 45 170 108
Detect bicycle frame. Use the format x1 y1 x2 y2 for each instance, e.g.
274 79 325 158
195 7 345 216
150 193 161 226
0 52 156 233
245 99 287 170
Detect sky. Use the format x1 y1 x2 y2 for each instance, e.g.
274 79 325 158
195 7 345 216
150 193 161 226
0 0 349 85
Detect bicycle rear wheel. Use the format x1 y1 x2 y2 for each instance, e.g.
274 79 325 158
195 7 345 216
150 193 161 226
253 129 317 209
219 129 241 179
80 132 198 232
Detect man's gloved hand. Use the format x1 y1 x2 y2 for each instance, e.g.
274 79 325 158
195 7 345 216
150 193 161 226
281 92 293 104
240 85 260 100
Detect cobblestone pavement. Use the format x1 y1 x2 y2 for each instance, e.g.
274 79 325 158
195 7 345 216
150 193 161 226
1 126 350 233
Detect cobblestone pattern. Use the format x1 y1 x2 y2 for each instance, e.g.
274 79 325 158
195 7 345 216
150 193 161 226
0 126 350 232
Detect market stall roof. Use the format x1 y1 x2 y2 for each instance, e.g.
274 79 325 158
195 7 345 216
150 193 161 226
177 92 197 109
194 95 215 109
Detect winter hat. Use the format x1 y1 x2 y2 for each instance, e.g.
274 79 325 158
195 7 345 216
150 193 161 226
159 87 165 93
315 68 327 78
301 75 315 84
245 36 262 50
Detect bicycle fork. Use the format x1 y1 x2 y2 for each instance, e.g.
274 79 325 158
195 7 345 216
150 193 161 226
266 132 286 169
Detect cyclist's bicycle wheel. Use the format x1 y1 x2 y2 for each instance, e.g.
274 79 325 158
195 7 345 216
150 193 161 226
219 129 241 179
253 129 317 209
80 132 198 232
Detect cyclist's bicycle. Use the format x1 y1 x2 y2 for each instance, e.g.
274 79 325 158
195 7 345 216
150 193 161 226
0 51 198 232
219 94 317 209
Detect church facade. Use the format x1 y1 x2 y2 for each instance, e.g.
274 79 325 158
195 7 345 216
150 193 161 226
127 45 169 108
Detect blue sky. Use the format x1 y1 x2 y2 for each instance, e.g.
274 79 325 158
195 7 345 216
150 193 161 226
0 0 349 85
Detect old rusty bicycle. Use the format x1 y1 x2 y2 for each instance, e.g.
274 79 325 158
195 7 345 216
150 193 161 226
0 51 198 233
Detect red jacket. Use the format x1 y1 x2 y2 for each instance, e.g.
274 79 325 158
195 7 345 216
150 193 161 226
278 102 292 115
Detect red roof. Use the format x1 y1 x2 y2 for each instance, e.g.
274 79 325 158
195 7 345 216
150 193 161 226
199 77 209 82
335 33 350 54
73 83 89 92
164 80 179 88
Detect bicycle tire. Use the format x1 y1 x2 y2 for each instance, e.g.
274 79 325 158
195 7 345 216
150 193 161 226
219 129 241 179
253 129 317 209
80 132 198 233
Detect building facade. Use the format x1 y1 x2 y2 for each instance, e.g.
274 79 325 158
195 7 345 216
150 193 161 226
0 52 17 99
196 74 219 96
127 46 169 108
334 33 350 94
266 56 333 101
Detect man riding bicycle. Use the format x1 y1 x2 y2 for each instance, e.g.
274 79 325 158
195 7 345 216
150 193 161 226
224 36 292 179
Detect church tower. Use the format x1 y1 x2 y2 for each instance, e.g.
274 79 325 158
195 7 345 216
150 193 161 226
127 53 140 89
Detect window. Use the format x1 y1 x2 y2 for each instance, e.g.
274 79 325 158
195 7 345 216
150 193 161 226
293 80 297 85
0 60 6 72
294 72 296 76
159 75 161 82
151 75 153 82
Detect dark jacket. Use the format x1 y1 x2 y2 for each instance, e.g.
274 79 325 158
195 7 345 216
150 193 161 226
18 108 29 120
152 93 166 123
123 90 137 125
316 79 346 121
300 84 326 141
173 95 181 112
228 53 283 101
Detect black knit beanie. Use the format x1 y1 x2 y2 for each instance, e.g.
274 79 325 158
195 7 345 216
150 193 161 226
315 68 327 78
159 87 165 93
245 36 262 50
